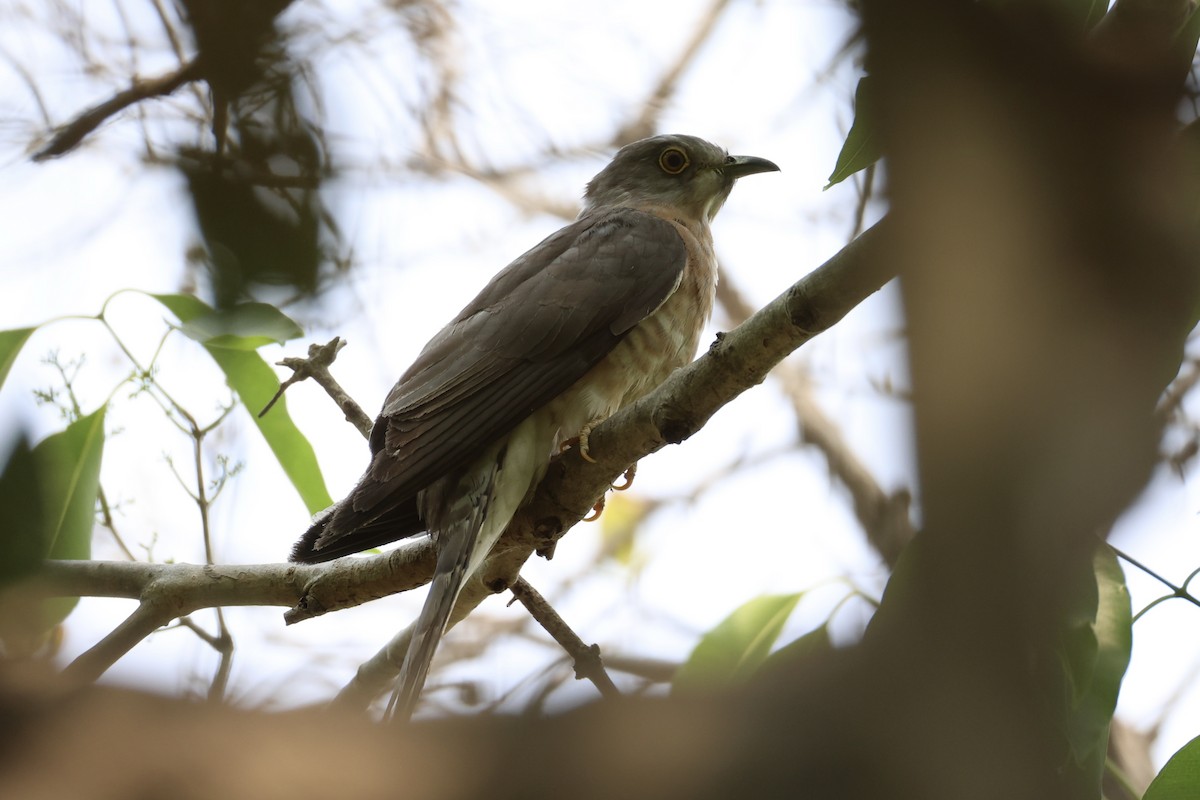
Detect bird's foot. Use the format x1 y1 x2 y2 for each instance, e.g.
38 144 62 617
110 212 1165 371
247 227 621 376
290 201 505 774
560 417 607 463
576 418 603 463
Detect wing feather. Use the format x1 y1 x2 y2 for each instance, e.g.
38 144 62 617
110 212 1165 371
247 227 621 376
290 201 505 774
299 207 686 559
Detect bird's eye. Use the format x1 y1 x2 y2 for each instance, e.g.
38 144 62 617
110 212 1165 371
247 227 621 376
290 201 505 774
658 147 689 175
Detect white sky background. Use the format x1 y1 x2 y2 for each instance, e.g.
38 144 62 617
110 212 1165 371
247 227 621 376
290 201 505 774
1 0 1199 768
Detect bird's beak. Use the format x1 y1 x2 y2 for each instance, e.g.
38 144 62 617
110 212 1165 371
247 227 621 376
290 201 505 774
723 154 780 180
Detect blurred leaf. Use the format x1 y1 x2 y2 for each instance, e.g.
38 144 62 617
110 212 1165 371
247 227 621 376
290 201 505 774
761 622 833 676
178 302 303 350
598 493 651 567
1173 6 1200 81
0 327 36 391
1060 546 1132 790
151 293 333 514
179 48 329 309
1069 0 1109 30
674 593 802 692
0 434 51 654
0 436 46 587
0 407 106 648
825 76 880 189
1144 734 1200 800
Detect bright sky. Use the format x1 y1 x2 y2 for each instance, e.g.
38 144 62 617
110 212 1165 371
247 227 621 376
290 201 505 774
1 0 1198 768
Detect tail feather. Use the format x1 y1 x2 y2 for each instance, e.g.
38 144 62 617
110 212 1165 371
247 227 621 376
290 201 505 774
290 500 424 563
387 464 497 721
386 522 476 720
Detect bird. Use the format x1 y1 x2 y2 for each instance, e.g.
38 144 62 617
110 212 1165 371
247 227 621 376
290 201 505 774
289 134 779 719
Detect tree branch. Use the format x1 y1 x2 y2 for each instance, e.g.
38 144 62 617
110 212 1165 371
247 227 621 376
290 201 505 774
31 59 202 162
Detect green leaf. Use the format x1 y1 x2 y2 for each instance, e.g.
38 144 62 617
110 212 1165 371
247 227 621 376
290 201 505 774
178 302 304 350
1145 735 1200 800
151 294 333 514
0 407 107 645
35 405 106 562
825 75 880 189
0 327 36 391
673 593 802 692
1060 546 1133 790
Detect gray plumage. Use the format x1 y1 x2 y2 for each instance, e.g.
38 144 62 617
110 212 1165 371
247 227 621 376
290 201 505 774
290 134 778 719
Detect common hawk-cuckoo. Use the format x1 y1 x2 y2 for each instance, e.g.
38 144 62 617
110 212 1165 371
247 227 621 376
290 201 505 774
291 134 778 718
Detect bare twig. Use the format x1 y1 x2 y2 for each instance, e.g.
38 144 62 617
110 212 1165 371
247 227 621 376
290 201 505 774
508 577 620 699
261 337 373 437
179 615 235 701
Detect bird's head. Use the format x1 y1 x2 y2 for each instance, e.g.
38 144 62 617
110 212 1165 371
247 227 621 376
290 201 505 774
582 134 779 222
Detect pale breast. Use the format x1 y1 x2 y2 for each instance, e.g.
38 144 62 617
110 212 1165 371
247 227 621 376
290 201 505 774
543 215 717 451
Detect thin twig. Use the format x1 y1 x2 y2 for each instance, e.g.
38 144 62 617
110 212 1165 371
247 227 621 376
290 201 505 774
179 615 235 701
508 577 620 699
261 337 373 437
95 485 137 561
1109 543 1200 621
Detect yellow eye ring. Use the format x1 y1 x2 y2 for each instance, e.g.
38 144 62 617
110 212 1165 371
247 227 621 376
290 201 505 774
658 146 689 175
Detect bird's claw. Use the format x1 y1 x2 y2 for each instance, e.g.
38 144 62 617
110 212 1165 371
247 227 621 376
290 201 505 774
582 495 606 522
577 421 599 463
611 463 637 491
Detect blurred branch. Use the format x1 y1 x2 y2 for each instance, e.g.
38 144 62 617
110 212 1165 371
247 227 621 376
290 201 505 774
613 0 735 145
407 0 735 219
31 59 202 161
601 654 679 684
1159 353 1200 418
715 261 913 567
